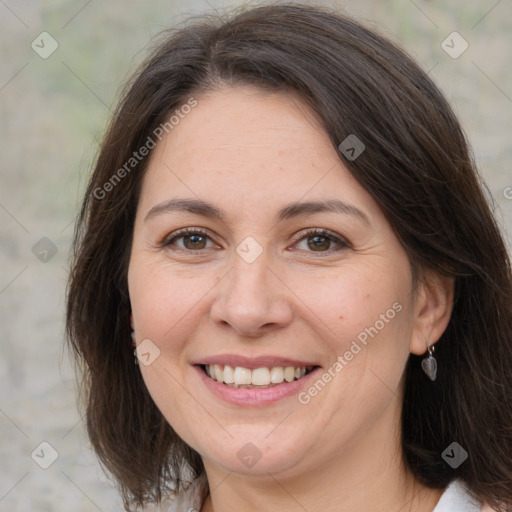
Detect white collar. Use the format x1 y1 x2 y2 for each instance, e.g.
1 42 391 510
433 479 482 512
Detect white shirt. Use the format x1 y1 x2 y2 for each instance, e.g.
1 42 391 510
150 475 484 512
432 479 483 512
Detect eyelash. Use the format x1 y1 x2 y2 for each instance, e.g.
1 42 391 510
292 228 350 253
160 227 350 255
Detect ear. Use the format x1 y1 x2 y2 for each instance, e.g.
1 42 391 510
409 271 455 355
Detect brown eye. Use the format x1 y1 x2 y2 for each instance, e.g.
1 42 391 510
182 234 208 250
307 235 332 251
162 229 217 251
293 228 350 254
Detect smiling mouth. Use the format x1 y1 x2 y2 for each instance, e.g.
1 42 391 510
200 364 317 389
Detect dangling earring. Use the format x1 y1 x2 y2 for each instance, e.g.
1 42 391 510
131 331 138 365
421 343 437 381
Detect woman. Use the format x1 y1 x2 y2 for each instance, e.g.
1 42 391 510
66 4 512 511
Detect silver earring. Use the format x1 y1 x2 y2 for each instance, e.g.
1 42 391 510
131 331 138 365
421 343 437 381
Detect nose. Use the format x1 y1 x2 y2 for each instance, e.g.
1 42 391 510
210 252 294 337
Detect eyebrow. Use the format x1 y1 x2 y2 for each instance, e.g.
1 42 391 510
276 199 369 224
144 197 369 225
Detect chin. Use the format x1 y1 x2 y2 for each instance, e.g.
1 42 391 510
198 432 307 476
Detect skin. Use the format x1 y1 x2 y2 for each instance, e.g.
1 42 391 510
127 86 454 512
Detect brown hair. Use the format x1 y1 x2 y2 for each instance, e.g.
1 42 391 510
66 3 512 510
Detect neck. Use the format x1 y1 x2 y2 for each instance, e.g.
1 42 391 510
200 402 445 512
201 464 443 512
201 400 443 512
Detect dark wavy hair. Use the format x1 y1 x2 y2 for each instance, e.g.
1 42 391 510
66 3 512 511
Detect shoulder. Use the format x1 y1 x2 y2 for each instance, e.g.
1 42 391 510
144 473 209 512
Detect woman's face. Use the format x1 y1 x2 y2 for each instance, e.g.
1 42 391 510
127 86 445 478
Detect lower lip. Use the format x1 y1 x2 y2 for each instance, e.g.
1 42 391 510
193 365 322 407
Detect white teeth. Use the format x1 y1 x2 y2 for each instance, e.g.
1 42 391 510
204 364 312 387
234 366 252 385
223 364 235 384
270 366 284 383
284 366 295 382
251 367 270 386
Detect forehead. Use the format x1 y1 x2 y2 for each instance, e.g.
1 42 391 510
138 86 379 220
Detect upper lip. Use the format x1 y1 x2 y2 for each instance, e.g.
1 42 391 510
190 354 320 369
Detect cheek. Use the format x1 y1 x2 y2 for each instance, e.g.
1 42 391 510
294 260 413 402
301 268 412 431
292 262 408 344
128 261 214 438
138 362 218 452
128 259 220 344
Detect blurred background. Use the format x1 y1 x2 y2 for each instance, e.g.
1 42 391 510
1 0 511 510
